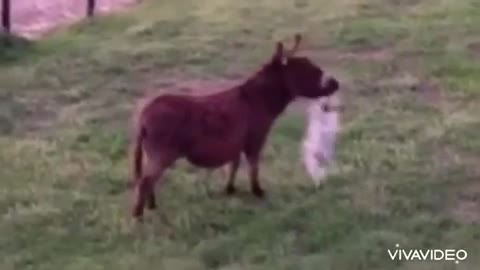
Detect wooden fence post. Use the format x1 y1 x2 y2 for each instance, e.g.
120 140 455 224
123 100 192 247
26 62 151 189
1 0 11 33
87 0 95 17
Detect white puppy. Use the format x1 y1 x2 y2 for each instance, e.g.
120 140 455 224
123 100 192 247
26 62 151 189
301 94 342 187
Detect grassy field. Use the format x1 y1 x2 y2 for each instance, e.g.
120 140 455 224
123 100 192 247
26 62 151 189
1 0 479 269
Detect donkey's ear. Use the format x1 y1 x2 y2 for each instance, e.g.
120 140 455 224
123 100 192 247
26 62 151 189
286 33 302 58
274 42 288 65
275 42 284 57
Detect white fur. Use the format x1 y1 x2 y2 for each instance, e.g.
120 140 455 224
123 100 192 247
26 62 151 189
301 95 341 187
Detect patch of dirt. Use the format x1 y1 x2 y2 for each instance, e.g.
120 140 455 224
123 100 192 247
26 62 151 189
1 0 140 39
15 94 71 137
414 78 447 107
337 48 395 62
390 56 450 109
168 78 243 96
307 47 450 112
137 73 244 98
388 0 422 6
467 41 480 60
304 47 395 65
356 0 422 15
433 146 480 224
450 182 480 225
21 107 58 134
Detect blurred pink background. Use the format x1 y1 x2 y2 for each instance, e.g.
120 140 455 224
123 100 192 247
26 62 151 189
1 0 139 39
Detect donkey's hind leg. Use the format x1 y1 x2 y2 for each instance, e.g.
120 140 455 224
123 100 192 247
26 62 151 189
132 164 164 220
132 170 162 219
225 156 241 195
132 148 178 220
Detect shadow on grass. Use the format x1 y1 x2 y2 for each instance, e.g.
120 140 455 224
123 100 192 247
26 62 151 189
0 33 36 65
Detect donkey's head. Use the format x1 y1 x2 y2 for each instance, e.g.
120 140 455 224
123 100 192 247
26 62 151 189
267 34 339 99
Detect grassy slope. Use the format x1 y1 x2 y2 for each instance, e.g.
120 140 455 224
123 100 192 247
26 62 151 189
1 0 479 269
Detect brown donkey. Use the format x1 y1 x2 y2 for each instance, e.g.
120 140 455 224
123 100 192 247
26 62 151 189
129 34 340 220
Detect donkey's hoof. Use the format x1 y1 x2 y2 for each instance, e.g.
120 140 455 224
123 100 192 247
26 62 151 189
147 201 157 210
225 185 237 195
132 208 145 222
252 187 265 198
132 214 144 223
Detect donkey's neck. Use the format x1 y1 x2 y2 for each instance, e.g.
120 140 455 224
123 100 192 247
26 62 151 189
240 73 293 116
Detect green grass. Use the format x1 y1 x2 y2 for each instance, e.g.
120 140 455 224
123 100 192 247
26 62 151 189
1 0 480 269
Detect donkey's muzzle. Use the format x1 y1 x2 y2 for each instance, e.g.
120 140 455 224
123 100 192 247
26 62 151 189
321 76 339 96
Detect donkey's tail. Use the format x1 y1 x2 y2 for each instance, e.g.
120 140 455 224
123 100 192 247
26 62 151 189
128 125 146 189
128 92 159 189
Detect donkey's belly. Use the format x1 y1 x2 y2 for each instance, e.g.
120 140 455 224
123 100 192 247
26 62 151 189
185 142 241 168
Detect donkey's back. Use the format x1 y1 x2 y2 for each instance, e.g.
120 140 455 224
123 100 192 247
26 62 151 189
137 89 250 167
